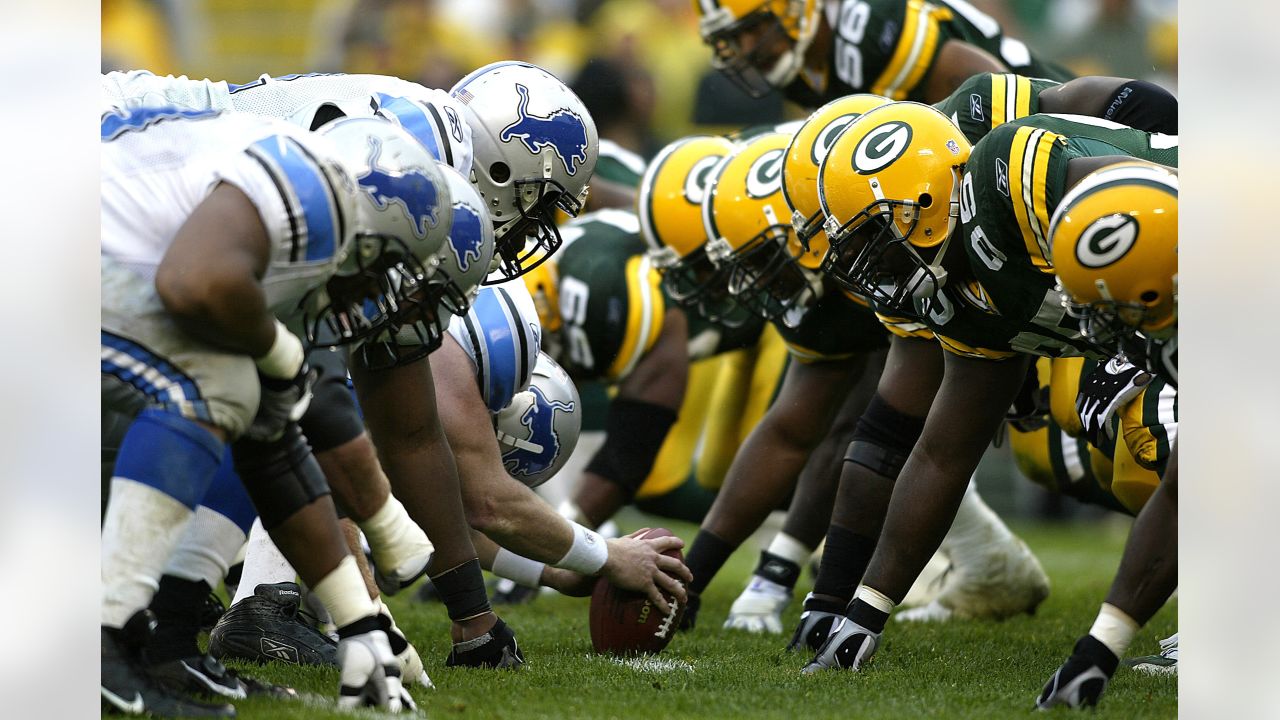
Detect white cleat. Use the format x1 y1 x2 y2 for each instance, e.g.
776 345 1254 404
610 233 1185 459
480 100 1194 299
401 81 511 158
724 576 791 634
935 535 1050 620
894 599 955 623
1127 632 1177 676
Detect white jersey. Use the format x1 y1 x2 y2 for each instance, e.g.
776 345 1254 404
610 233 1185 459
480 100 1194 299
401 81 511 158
101 70 473 178
101 106 357 320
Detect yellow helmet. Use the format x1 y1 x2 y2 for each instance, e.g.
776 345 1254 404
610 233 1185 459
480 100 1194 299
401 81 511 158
782 93 891 270
1050 161 1178 355
639 134 749 326
817 101 971 311
695 0 823 97
704 130 820 324
521 259 562 334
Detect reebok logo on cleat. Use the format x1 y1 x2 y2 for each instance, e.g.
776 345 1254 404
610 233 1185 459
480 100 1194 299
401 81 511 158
260 637 301 664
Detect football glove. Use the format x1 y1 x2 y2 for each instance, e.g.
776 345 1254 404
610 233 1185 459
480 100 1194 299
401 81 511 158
1006 362 1050 433
786 594 845 653
1036 635 1119 710
244 365 315 442
335 625 416 713
801 616 880 674
445 618 524 669
724 575 791 634
1076 358 1151 447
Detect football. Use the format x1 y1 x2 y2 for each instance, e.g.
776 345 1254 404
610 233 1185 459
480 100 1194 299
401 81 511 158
588 527 685 655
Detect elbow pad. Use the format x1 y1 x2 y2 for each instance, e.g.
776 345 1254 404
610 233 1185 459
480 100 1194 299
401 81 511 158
1102 80 1178 134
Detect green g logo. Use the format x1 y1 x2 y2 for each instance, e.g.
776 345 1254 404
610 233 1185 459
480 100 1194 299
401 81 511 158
852 121 912 175
1076 214 1138 268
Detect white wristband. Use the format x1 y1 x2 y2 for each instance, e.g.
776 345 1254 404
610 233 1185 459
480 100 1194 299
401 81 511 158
492 548 546 588
255 319 305 379
555 522 608 575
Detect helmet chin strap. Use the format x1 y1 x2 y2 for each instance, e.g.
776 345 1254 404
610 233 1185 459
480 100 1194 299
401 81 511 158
908 168 965 301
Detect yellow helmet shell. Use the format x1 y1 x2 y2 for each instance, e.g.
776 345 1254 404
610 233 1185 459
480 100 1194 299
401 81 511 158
703 131 793 263
521 260 562 334
782 94 891 270
640 135 738 267
818 102 971 251
1050 161 1178 334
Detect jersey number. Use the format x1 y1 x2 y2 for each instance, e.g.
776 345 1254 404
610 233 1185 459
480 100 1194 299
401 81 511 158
560 276 595 371
833 1 871 91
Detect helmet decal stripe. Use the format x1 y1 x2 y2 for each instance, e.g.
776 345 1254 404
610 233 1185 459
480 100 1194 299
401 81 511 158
423 101 456 168
374 94 442 163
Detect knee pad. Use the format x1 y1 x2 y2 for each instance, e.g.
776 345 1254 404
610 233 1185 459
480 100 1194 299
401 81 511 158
1102 80 1178 134
584 398 678 494
114 408 224 509
231 424 331 530
198 448 259 534
844 394 926 478
298 348 365 454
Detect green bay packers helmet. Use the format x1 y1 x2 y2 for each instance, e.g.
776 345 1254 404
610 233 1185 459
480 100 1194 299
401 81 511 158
704 131 819 325
1050 161 1178 355
640 134 750 326
783 94 890 270
696 0 823 98
817 102 971 311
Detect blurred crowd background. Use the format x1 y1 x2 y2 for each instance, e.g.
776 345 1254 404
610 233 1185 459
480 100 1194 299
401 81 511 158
104 0 1177 161
100 0 1177 520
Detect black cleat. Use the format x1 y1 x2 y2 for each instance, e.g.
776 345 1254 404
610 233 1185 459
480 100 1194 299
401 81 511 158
208 583 338 667
102 614 236 718
149 653 298 700
677 593 701 631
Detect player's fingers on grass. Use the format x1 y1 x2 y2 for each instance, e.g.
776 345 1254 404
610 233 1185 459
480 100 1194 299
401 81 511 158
655 552 693 583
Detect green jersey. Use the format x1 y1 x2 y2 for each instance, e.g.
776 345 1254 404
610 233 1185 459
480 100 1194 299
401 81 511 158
554 209 764 381
785 0 1073 107
932 72 1062 145
594 139 647 189
776 282 889 363
919 114 1178 360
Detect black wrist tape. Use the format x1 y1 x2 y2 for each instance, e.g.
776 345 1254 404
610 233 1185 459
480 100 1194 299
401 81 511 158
847 598 889 634
431 558 491 621
755 551 802 588
336 614 380 640
584 398 678 493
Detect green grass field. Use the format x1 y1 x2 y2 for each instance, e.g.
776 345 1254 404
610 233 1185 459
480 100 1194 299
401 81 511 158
201 515 1177 719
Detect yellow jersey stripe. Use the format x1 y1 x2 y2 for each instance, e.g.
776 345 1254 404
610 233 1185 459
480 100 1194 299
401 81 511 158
1008 126 1058 272
991 74 1007 127
872 0 949 100
1014 75 1033 119
875 312 936 340
936 334 1018 360
607 255 664 380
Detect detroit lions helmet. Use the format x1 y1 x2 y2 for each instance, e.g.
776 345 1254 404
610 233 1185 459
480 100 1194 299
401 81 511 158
446 284 542 414
433 165 497 324
494 352 581 488
450 61 599 282
304 117 454 357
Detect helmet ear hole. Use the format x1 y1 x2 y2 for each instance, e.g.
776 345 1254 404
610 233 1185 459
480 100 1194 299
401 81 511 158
1140 290 1160 304
917 193 933 208
490 162 511 183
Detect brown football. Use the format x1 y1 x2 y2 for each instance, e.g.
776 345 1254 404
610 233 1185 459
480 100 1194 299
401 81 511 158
588 527 685 655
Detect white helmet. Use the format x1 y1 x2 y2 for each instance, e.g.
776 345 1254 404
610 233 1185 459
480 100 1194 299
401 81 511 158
450 61 599 282
494 352 581 488
433 165 497 324
305 117 453 353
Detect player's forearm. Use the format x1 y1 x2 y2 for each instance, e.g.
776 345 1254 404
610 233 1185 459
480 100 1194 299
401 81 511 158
458 448 576 562
1104 446 1178 625
701 419 814 544
159 271 277 356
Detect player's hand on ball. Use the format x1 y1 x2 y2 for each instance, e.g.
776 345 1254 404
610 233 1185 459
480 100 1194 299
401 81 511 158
602 532 692 615
335 623 415 713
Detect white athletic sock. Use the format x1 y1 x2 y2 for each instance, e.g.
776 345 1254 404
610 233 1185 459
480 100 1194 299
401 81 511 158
164 506 248 589
938 479 1014 568
310 555 379 629
765 533 812 567
231 518 297 606
101 479 194 628
1089 603 1139 658
358 494 434 578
